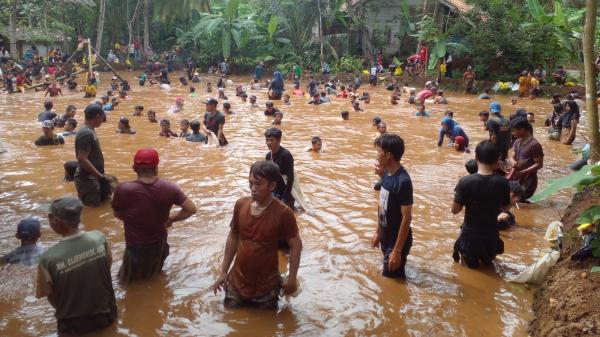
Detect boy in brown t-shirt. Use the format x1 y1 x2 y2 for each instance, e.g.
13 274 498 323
212 161 302 309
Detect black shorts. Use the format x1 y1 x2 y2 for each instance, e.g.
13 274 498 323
381 229 413 278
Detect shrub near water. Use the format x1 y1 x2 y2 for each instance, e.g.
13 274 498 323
332 56 365 74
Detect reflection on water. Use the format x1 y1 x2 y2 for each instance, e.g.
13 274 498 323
0 73 578 336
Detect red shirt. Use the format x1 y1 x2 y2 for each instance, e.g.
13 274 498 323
419 47 428 62
112 178 187 245
417 89 433 102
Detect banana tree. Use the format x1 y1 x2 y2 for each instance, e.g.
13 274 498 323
192 0 255 59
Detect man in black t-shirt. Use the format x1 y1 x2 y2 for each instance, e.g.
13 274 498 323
372 134 413 279
451 140 511 269
265 128 295 209
74 104 109 207
202 98 228 146
37 99 57 122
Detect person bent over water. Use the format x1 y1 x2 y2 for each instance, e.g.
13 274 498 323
112 149 196 283
74 104 111 207
212 161 302 309
36 197 117 335
372 134 413 279
265 128 295 209
451 141 511 269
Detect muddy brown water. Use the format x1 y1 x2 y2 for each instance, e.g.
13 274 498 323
0 73 580 337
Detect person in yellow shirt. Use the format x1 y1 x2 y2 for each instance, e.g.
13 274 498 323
518 71 531 97
83 78 97 98
530 74 540 98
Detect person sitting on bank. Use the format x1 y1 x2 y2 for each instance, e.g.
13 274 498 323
551 65 567 85
211 161 302 309
1 218 44 266
186 120 208 143
36 196 117 335
35 120 65 146
112 148 196 283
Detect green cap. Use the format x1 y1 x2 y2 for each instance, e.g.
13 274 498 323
48 196 83 223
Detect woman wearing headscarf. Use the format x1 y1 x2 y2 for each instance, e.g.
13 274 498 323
268 71 285 100
438 116 469 148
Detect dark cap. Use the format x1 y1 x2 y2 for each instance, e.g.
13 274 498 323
17 218 41 239
48 197 83 224
203 98 218 105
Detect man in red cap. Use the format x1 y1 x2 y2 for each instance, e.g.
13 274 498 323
111 148 197 283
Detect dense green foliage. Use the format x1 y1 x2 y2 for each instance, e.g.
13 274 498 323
0 0 596 78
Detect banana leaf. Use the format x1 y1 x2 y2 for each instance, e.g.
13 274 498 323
528 165 595 202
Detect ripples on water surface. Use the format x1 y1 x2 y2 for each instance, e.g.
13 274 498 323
0 73 578 336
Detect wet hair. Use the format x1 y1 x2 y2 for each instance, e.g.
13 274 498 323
63 160 78 181
66 104 76 113
465 159 478 174
134 105 144 110
147 109 156 116
190 87 196 93
341 111 349 120
509 181 525 196
320 91 326 97
66 118 77 128
249 160 281 183
479 110 489 116
84 103 105 120
223 102 231 109
527 112 535 117
44 100 53 110
119 117 130 128
160 119 170 126
553 103 564 113
180 119 190 126
564 100 579 115
265 127 282 140
487 119 501 136
510 117 533 133
445 111 454 117
190 120 201 132
311 136 322 144
374 133 405 161
475 140 500 165
274 110 283 117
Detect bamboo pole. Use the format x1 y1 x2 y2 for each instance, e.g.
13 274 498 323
89 45 125 82
87 39 93 76
24 65 97 90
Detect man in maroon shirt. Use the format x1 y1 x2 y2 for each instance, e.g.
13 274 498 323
111 148 196 283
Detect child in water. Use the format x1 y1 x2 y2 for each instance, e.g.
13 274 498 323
116 117 136 134
415 104 430 117
341 111 350 120
147 110 158 123
159 119 177 137
249 95 258 107
133 105 144 116
272 111 283 125
1 218 44 266
283 94 291 105
206 82 213 93
223 102 234 115
179 119 191 137
307 136 323 153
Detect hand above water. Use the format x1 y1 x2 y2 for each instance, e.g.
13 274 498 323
388 249 402 272
282 277 297 295
212 271 228 295
371 233 380 248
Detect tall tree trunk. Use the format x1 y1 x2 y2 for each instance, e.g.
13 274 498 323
8 0 18 58
96 0 106 53
128 0 141 45
144 0 150 58
318 0 324 67
583 0 600 162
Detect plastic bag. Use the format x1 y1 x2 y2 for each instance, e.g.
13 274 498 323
544 221 563 244
509 250 560 285
394 67 402 76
